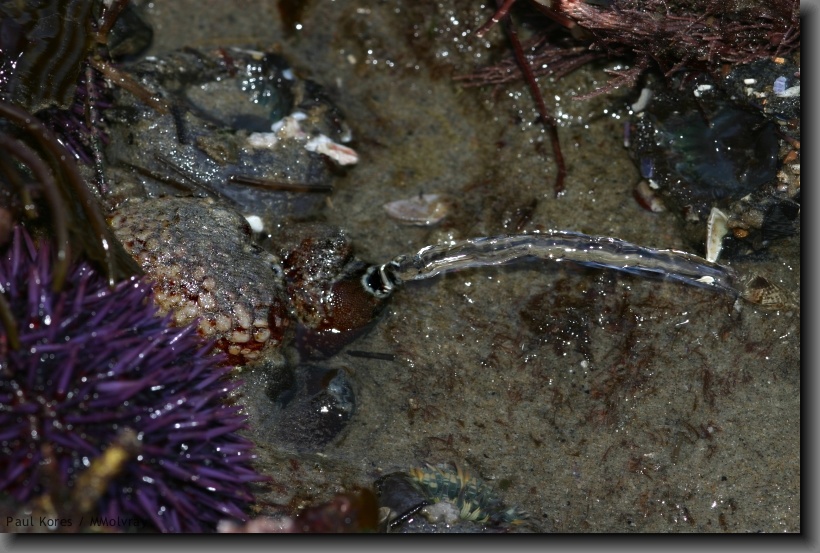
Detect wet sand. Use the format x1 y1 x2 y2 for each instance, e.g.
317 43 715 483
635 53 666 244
139 0 800 532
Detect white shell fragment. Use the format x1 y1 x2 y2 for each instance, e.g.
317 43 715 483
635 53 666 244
248 112 359 166
773 76 787 95
271 113 308 138
383 193 453 226
304 134 359 166
244 214 264 233
247 132 279 149
630 87 652 113
693 83 713 98
634 180 666 212
775 85 800 98
247 114 307 148
706 207 730 262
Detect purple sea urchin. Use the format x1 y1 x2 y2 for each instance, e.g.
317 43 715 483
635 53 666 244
0 226 263 533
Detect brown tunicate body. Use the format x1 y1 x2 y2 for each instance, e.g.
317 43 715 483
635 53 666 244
109 195 289 366
269 223 388 358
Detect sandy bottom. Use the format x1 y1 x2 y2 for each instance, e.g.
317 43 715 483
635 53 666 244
138 0 800 532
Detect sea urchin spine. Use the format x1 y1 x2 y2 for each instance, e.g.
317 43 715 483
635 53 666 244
0 226 263 533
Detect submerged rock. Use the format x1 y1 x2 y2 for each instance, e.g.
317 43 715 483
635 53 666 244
627 59 800 258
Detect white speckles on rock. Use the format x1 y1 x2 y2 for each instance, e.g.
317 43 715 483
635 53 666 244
198 291 216 310
145 236 160 251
